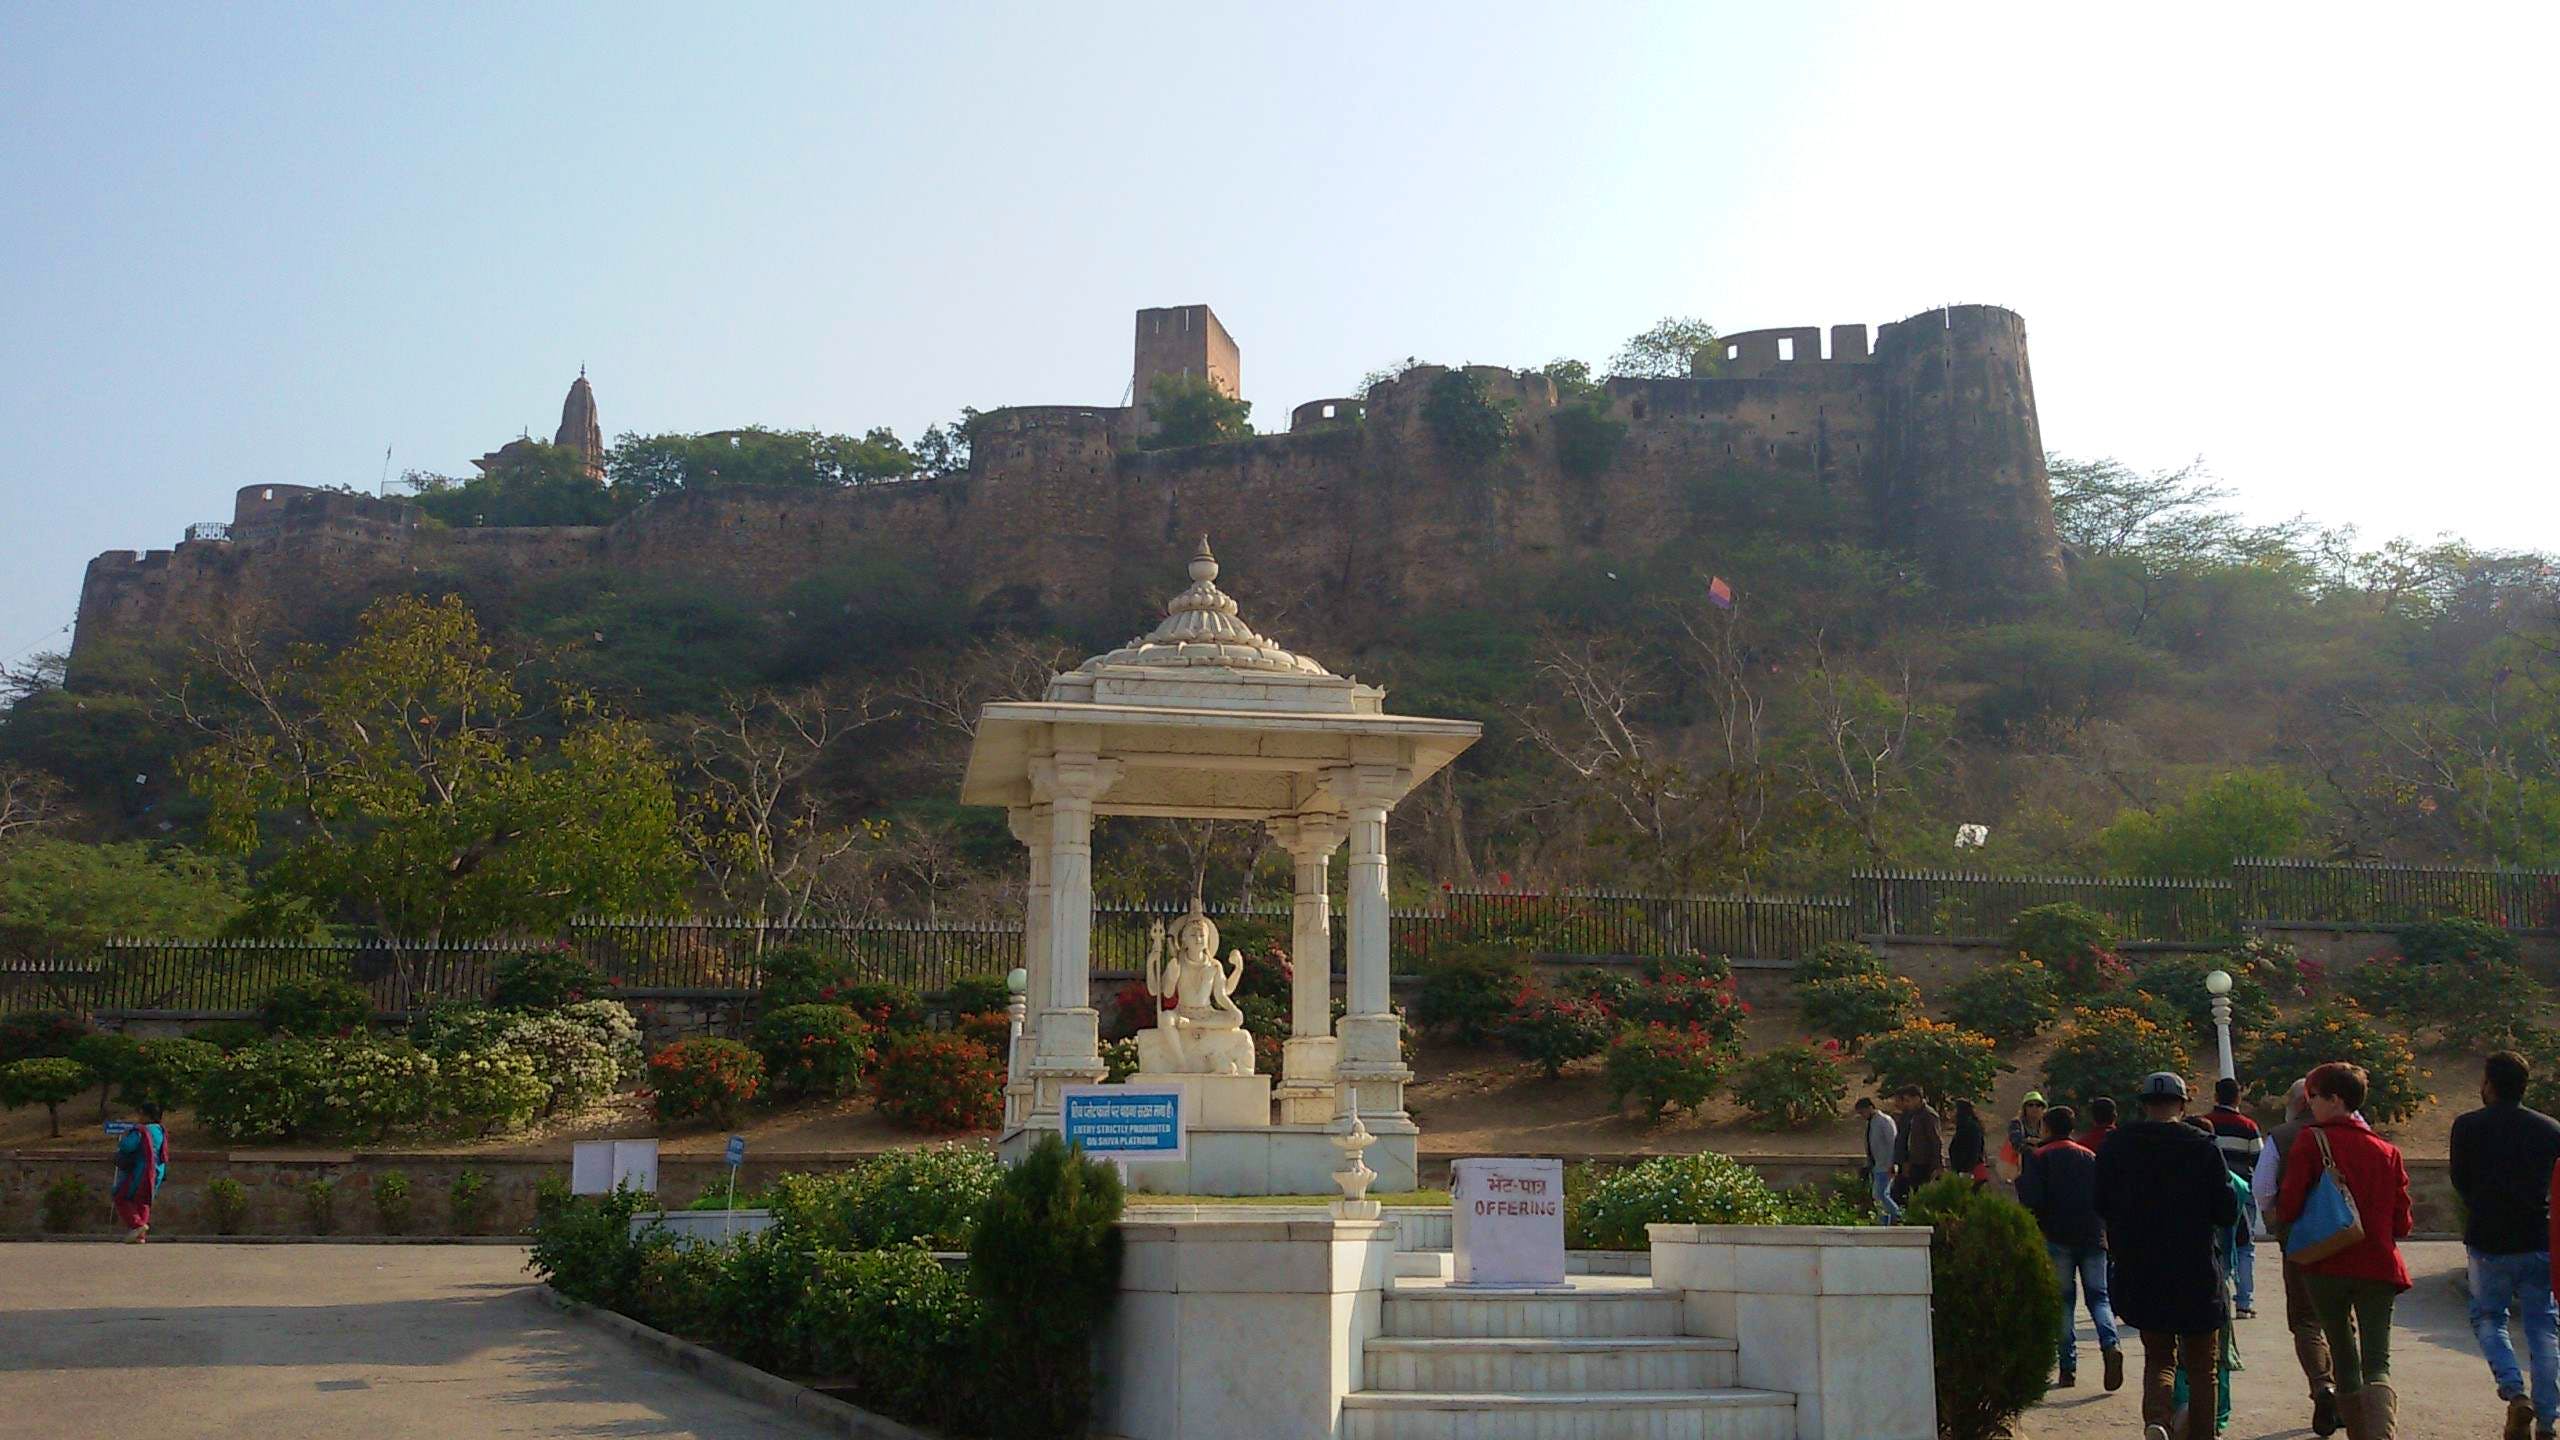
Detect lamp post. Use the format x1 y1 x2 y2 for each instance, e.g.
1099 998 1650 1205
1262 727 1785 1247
2205 968 2236 1082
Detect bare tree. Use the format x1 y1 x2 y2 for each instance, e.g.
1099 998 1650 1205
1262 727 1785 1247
0 763 66 840
684 684 889 928
1789 640 1937 862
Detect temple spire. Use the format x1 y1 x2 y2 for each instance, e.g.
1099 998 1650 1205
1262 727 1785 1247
554 371 604 480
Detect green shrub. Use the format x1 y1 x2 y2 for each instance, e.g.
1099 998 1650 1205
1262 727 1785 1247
2 1057 94 1136
700 1226 814 1368
766 1145 1002 1250
1641 951 1735 985
192 1019 266 1052
832 980 927 1035
2009 903 2125 988
204 1176 249 1234
528 1180 659 1307
1729 1042 1850 1130
946 973 1013 1017
2349 954 2539 1045
1862 1020 2005 1108
2234 934 2325 998
1498 983 1616 1077
496 1013 620 1115
968 1134 1125 1440
41 1174 93 1233
1551 400 1626 478
69 1033 141 1119
1420 367 1515 465
1411 947 1529 1044
2239 1001 2423 1123
875 1032 1004 1133
557 999 645 1079
2041 1006 2191 1116
0 1010 90 1065
1797 972 1921 1053
373 1170 414 1234
197 1039 332 1141
1623 967 1750 1047
1101 1035 1139 1082
1945 960 2061 1047
757 945 848 1009
1792 940 1886 985
318 1039 441 1140
2130 952 2273 1047
751 1003 874 1100
645 1038 763 1126
1775 1171 1876 1227
2519 1029 2560 1117
787 1247 984 1429
1904 1175 2058 1438
449 1169 493 1233
1570 1153 1783 1250
627 1238 724 1339
439 1047 547 1135
411 1000 515 1056
123 1037 221 1110
2397 915 2522 968
1604 1023 1727 1121
489 948 598 1011
304 1178 338 1235
1562 968 1641 1011
257 975 373 1036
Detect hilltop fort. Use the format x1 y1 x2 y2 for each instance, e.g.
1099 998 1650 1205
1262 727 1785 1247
69 303 2065 673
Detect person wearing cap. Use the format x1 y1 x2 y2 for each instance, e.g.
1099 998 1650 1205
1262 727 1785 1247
2018 1103 2122 1392
2209 1076 2266 1319
2001 1092 2048 1184
2272 1061 2413 1440
2256 1078 2342 1436
2095 1070 2238 1440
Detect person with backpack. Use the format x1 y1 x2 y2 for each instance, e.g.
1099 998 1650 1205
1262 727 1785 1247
2451 1050 2560 1440
2272 1061 2415 1440
110 1100 167 1243
2208 1076 2266 1318
2017 1103 2122 1392
2256 1077 2342 1436
2095 1072 2239 1440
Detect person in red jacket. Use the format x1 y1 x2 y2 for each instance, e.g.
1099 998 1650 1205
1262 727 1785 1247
2274 1061 2415 1440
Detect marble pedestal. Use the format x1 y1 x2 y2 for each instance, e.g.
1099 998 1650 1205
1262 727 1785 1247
1003 1122 1419 1197
1135 1071 1274 1129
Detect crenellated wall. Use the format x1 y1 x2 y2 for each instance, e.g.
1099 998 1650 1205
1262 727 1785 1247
68 306 2066 676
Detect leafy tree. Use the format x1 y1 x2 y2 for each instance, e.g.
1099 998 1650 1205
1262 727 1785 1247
2097 768 2314 876
0 838 255 961
1420 370 1515 465
608 426 918 500
1607 316 1722 379
181 594 688 940
912 408 982 478
408 443 631 529
1139 373 1253 449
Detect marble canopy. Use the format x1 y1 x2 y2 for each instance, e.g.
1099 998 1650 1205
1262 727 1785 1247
963 538 1479 1190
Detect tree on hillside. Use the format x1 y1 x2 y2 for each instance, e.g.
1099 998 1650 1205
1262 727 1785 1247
1608 317 1722 379
2097 768 2314 877
179 594 689 940
684 685 889 928
609 426 919 500
407 442 631 529
0 763 65 840
0 838 257 960
1140 374 1253 450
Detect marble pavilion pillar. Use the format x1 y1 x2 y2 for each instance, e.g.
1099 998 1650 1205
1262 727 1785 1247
1329 764 1413 1134
1004 804 1052 1132
1024 753 1121 1126
1269 811 1346 1125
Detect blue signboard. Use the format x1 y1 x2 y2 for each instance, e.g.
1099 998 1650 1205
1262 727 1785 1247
724 1134 747 1168
103 1121 135 1137
1060 1085 1186 1162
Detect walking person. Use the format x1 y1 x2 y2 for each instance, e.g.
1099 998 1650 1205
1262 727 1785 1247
2017 1103 2123 1391
2451 1050 2560 1440
2272 1062 2414 1440
2169 1115 2252 1437
1856 1096 1901 1222
110 1101 166 1243
2256 1078 2342 1436
1949 1099 1989 1184
1890 1084 1944 1205
2000 1091 2048 1185
2095 1072 2238 1440
2208 1077 2266 1319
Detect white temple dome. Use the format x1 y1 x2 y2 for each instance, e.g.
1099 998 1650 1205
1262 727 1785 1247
1044 538 1382 714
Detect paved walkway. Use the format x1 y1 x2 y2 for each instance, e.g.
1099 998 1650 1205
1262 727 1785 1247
2026 1240 2516 1440
0 1243 827 1439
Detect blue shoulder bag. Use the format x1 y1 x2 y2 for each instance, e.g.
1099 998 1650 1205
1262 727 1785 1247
2283 1126 2365 1264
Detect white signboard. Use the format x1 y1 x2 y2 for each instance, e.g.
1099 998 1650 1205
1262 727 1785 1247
571 1139 661 1196
1451 1157 1566 1287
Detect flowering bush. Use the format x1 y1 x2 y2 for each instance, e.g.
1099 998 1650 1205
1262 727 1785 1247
490 947 598 1010
439 1047 547 1134
558 999 645 1079
1643 950 1735 985
317 1039 442 1140
1563 967 1641 1010
2041 1006 2191 1116
497 1013 622 1115
1101 1036 1140 1081
1498 983 1617 1077
1569 1152 1784 1249
1862 1019 2005 1108
1945 960 2061 1046
2240 1001 2423 1124
0 1009 90 1065
1604 1023 1727 1121
1 1057 94 1136
2130 952 2274 1047
1411 946 1530 1044
258 975 372 1036
1797 972 1921 1053
411 1001 516 1057
1728 1041 1849 1130
751 1003 874 1101
198 1038 334 1141
875 1032 1004 1133
827 981 927 1036
647 1038 764 1126
1624 968 1750 1047
1792 940 1887 986
2233 934 2324 998
2396 915 2522 968
123 1036 222 1110
759 946 850 1008
2009 903 2125 990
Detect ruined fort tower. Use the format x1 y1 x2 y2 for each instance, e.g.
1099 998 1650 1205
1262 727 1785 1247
69 304 2065 676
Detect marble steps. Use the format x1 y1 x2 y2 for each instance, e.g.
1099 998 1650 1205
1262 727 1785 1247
1339 1389 1798 1440
1379 1285 1688 1338
1363 1335 1740 1392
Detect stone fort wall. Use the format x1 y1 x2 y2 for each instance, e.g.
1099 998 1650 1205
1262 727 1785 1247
70 305 2065 673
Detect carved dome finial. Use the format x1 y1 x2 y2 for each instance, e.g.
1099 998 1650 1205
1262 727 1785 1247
1191 534 1217 584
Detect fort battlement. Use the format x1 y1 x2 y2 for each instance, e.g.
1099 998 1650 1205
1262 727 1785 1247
68 304 2064 678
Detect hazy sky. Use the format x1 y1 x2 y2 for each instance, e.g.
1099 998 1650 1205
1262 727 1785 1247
4 3 2553 664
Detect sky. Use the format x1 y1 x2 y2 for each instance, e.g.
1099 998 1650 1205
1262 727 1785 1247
3 3 2554 665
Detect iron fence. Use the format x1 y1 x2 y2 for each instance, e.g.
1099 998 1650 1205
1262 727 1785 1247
1851 870 2240 943
2234 859 2560 929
